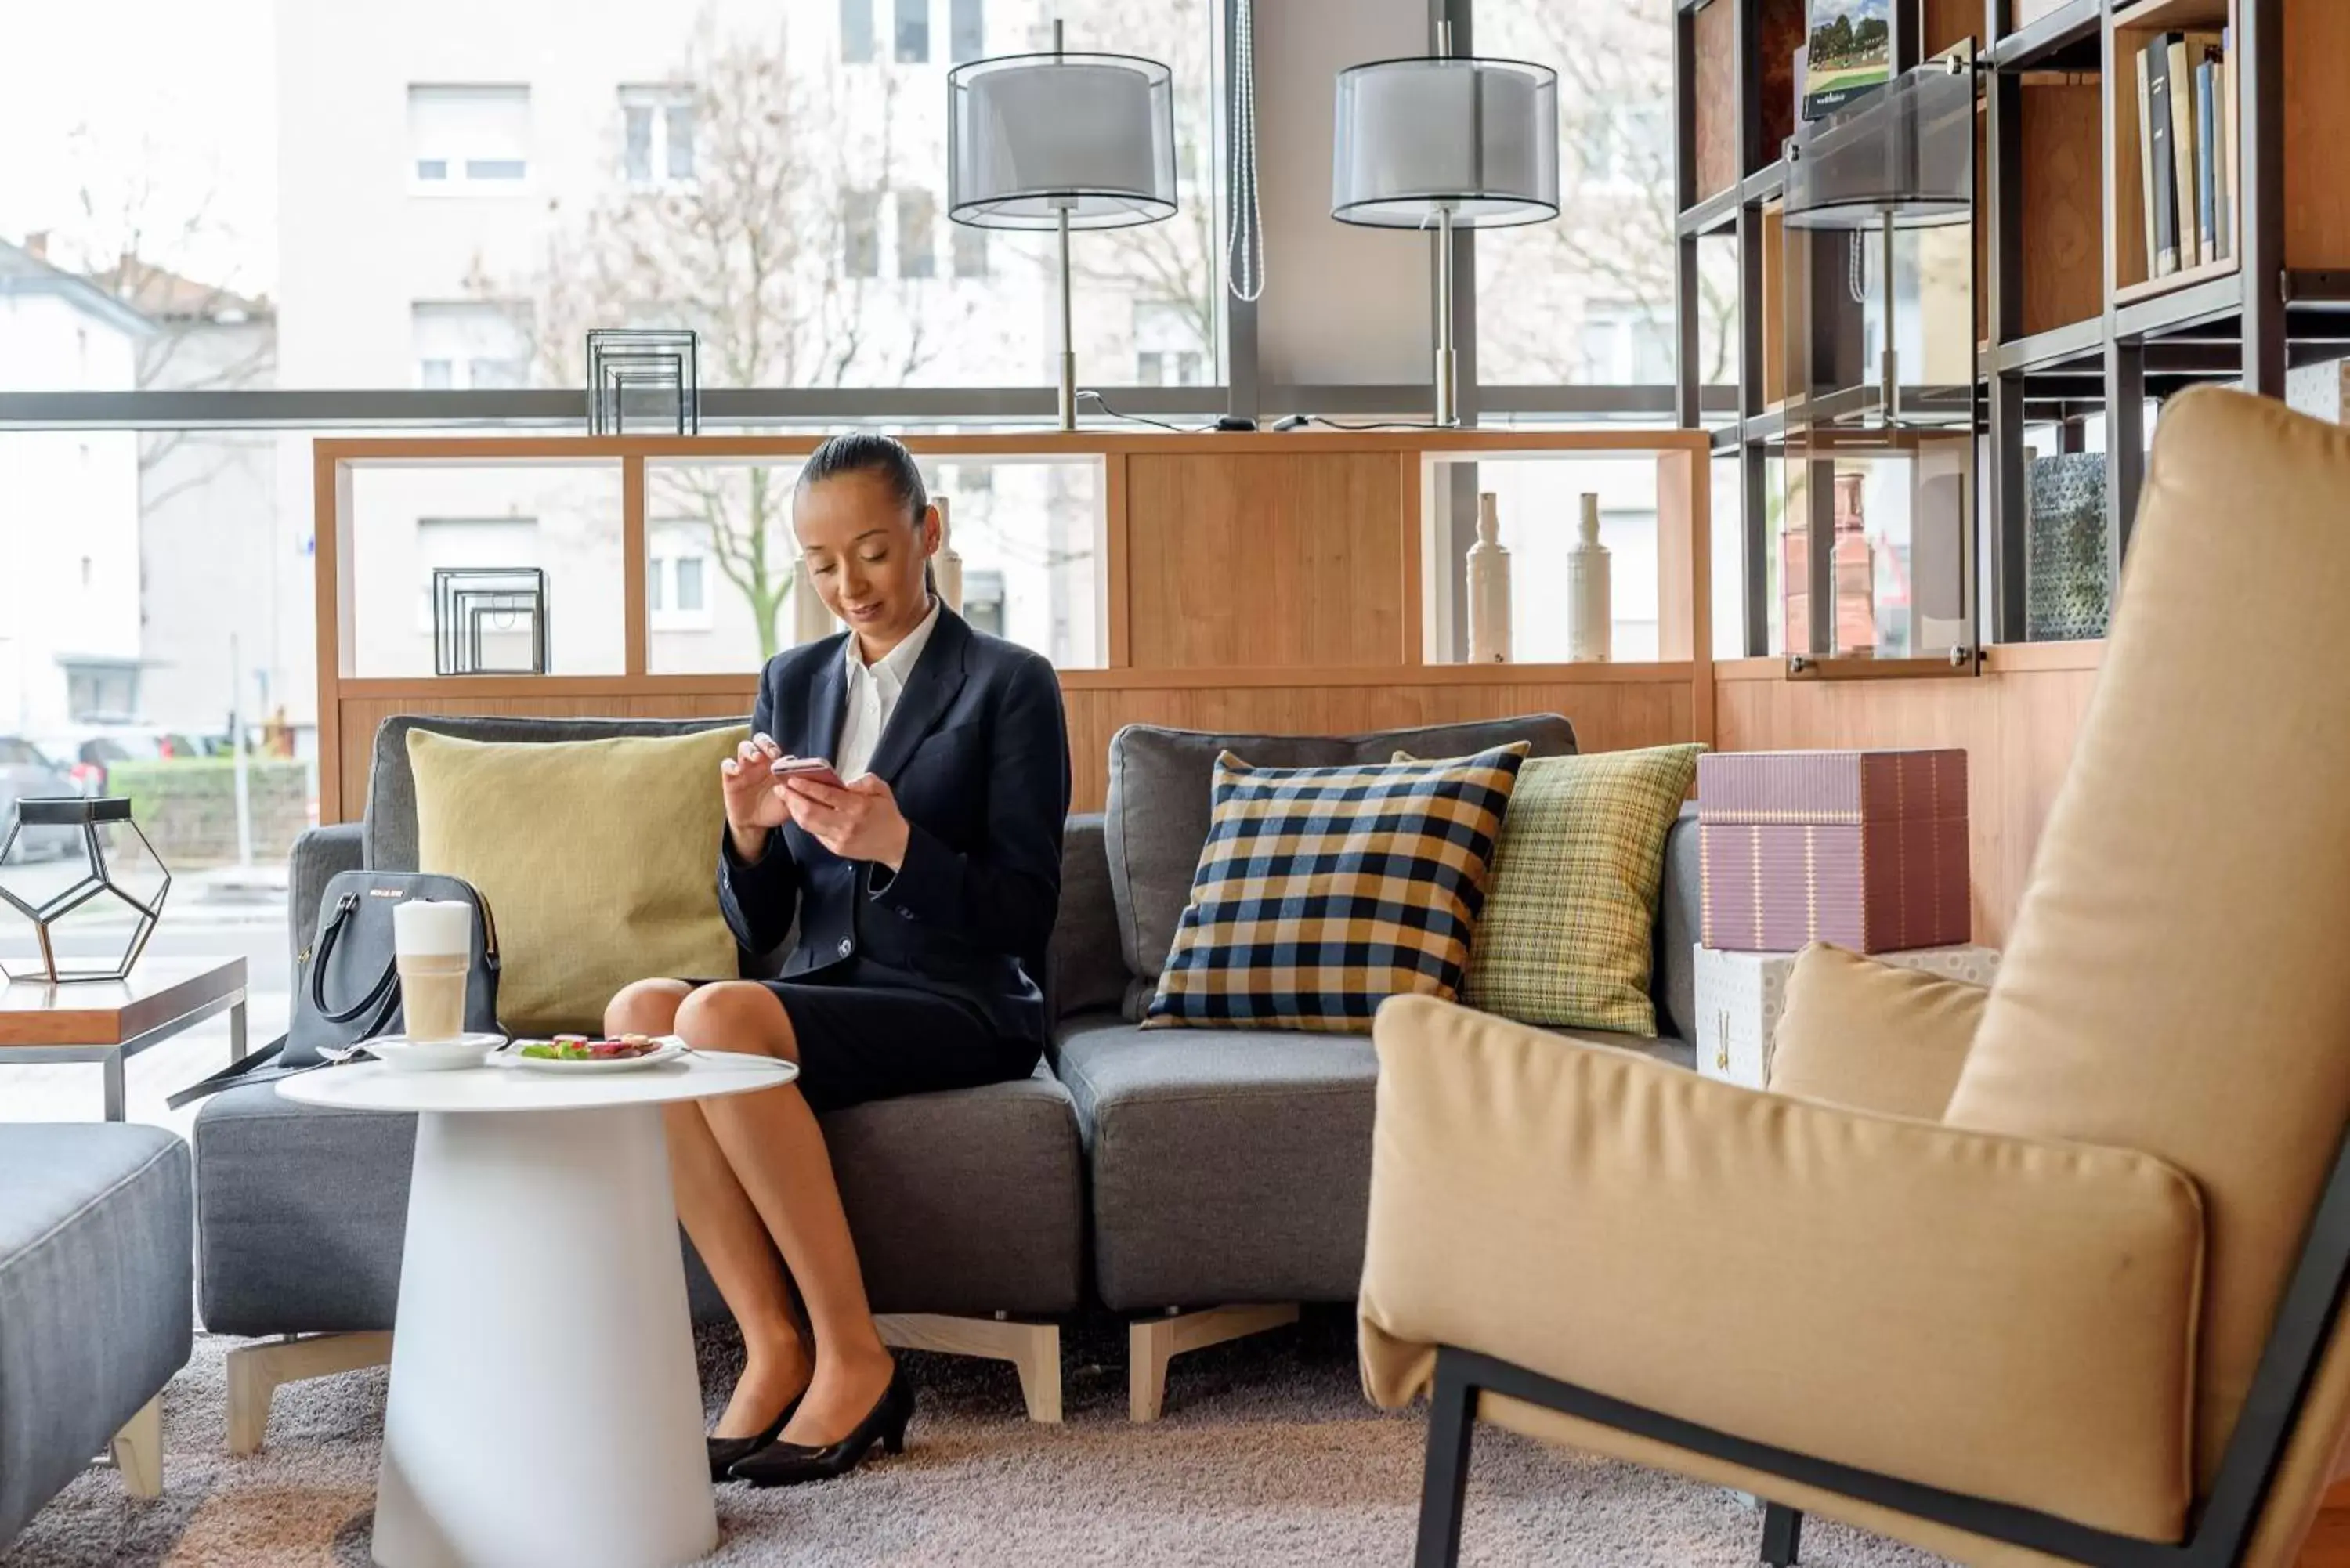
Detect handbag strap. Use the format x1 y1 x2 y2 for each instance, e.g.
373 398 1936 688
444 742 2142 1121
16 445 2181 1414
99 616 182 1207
309 892 400 1026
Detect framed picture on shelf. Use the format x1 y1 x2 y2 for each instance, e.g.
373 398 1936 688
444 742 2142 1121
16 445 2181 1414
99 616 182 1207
1802 0 1892 122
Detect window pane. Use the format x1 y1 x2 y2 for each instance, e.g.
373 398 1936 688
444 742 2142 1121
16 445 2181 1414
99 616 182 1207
951 224 988 280
841 0 876 63
895 0 929 63
675 555 704 612
648 560 666 612
950 0 985 62
897 190 935 280
413 302 531 389
623 104 653 182
844 190 881 279
410 85 530 187
0 4 1212 391
1477 5 1683 387
646 457 1104 670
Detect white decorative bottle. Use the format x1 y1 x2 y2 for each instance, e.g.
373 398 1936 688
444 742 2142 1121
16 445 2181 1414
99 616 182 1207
1466 492 1512 663
932 494 964 614
1568 492 1612 663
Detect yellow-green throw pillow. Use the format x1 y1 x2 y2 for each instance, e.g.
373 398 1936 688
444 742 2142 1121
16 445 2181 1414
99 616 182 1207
406 726 747 1034
1400 742 1702 1036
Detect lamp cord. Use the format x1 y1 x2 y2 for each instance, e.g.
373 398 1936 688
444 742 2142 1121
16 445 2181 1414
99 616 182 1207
1227 0 1266 303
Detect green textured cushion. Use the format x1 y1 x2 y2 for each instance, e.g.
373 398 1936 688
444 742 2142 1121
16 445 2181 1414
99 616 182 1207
1405 743 1703 1036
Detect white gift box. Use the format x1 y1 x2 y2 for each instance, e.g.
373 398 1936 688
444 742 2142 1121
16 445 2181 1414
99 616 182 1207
1690 944 2002 1090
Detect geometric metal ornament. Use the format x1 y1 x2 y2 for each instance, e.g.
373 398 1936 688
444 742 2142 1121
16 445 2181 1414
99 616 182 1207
0 797 171 983
586 327 699 436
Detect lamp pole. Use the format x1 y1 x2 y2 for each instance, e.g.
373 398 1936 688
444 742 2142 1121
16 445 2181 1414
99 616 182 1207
1058 202 1077 431
1434 204 1458 428
1431 18 1460 428
1053 18 1078 432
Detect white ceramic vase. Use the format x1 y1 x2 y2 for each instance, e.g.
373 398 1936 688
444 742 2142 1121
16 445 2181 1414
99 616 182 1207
1466 492 1511 663
1568 492 1611 663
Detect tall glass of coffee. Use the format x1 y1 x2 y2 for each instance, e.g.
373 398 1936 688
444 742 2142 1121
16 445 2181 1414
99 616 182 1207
393 900 472 1043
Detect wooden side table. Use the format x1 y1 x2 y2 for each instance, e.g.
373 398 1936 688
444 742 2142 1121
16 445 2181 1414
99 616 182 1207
0 959 249 1119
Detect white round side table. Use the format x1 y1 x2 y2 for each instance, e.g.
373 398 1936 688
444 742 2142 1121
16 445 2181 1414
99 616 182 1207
280 1050 797 1568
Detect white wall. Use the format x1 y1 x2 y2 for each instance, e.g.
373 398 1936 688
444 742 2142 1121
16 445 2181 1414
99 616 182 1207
0 291 143 735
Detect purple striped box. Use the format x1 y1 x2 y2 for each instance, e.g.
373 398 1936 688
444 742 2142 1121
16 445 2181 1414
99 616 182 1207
1697 750 1970 953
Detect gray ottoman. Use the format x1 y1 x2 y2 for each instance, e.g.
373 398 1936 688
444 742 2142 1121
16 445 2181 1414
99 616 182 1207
0 1124 192 1548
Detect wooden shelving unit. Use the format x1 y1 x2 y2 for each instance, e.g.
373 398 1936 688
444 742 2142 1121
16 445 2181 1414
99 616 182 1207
1675 0 2350 653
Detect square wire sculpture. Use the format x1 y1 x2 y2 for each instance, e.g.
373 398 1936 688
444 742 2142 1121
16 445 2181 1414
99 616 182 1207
587 328 700 435
432 568 550 675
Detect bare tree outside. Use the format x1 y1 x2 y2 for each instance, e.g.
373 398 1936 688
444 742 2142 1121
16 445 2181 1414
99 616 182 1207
63 127 276 511
483 14 978 659
1060 0 1218 377
1477 2 1737 388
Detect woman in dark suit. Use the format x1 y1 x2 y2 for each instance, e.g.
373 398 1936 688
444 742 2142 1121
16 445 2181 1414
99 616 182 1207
606 434 1071 1488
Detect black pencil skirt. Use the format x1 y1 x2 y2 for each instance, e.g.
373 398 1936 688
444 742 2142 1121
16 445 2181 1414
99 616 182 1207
692 975 1041 1115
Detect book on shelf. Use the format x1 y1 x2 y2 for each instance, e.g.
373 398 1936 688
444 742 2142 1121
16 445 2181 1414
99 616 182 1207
2196 57 2220 265
2167 33 2200 269
2146 38 2180 277
1802 0 1892 121
2221 27 2238 263
2136 45 2161 279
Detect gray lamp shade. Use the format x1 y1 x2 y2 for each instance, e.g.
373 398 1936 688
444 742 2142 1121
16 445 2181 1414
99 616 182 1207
1331 57 1560 226
1783 60 1973 230
948 51 1177 230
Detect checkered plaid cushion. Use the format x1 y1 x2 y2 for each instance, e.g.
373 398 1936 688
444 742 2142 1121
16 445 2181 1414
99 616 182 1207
1141 745 1529 1033
1452 743 1703 1035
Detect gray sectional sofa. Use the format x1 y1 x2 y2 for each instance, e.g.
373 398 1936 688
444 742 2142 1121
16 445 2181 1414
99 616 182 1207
0 1123 192 1548
193 711 1700 1441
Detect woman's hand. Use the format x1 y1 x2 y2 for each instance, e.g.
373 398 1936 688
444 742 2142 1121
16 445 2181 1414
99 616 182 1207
720 732 789 862
781 773 913 871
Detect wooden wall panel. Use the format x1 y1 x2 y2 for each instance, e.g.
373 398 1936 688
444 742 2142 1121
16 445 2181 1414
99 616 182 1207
1922 0 1983 56
1714 653 2099 945
1124 453 1406 669
1694 0 1738 200
342 674 1694 824
2287 0 2350 270
1062 675 1693 816
2023 78 2106 336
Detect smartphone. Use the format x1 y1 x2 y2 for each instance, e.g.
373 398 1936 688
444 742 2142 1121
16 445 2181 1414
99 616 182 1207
769 756 845 790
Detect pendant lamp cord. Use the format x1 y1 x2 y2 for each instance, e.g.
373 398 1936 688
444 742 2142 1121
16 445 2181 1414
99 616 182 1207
1227 0 1266 303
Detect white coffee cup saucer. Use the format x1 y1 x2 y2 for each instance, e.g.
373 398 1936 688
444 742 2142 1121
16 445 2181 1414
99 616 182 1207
366 1033 506 1072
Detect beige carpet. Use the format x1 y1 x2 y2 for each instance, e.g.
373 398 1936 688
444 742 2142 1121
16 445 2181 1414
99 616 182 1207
2 1307 1947 1566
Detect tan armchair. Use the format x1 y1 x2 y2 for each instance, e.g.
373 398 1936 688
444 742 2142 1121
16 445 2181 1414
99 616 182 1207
1360 389 2350 1568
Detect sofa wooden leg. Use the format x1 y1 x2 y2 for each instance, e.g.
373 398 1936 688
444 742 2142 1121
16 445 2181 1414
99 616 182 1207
224 1331 394 1457
109 1394 163 1499
1128 1302 1302 1422
1761 1502 1803 1566
876 1313 1062 1424
1413 1348 1477 1568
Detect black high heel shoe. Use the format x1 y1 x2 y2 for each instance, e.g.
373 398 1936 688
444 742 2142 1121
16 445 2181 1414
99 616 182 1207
728 1367 914 1487
707 1393 801 1483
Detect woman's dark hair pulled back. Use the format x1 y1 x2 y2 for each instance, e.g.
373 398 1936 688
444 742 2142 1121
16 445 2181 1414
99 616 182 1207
797 432 928 520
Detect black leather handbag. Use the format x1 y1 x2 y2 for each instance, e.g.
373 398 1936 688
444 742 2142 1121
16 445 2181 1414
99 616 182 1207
168 871 502 1106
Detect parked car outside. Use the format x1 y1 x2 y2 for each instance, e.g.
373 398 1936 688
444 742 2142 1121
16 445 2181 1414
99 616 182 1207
31 724 203 796
0 736 79 862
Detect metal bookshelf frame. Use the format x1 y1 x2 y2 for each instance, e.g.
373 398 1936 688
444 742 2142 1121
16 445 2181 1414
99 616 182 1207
1674 0 2344 656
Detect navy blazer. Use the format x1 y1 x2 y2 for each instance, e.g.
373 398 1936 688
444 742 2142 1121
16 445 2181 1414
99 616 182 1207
716 607 1072 1044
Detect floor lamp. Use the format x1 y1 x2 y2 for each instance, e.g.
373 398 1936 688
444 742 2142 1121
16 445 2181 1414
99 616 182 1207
1332 33 1558 427
948 22 1177 432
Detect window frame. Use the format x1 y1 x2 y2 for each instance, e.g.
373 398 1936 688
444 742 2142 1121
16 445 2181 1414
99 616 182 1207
407 84 534 197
